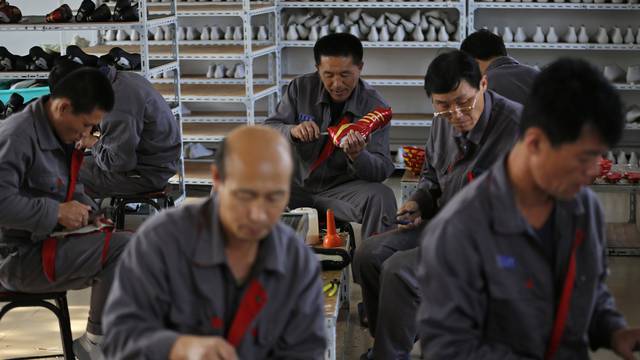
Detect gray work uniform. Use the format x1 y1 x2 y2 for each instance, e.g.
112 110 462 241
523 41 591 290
418 158 627 359
103 196 326 359
80 66 181 196
354 90 522 359
264 72 397 239
486 56 539 105
0 97 129 335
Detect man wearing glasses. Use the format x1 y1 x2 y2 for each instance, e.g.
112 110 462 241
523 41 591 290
354 50 523 359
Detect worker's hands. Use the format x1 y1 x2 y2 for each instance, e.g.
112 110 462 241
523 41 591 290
611 328 640 360
341 130 367 161
57 201 92 230
75 133 99 150
291 121 320 143
396 200 422 230
169 336 238 360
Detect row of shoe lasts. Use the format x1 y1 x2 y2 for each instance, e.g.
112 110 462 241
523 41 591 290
205 63 246 79
482 0 638 3
603 65 640 85
485 25 640 44
285 9 458 42
0 46 61 71
0 93 25 120
285 0 442 2
46 0 138 24
607 151 640 167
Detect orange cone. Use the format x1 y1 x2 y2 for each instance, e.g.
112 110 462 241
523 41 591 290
323 209 343 248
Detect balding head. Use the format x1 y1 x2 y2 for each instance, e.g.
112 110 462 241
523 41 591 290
211 126 293 244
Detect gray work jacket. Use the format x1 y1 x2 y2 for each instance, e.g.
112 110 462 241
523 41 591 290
0 97 94 246
486 56 539 105
418 158 627 359
103 196 326 359
409 90 522 218
264 72 394 193
94 67 180 175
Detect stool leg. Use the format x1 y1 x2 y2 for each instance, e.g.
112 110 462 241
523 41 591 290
54 295 75 360
116 200 126 230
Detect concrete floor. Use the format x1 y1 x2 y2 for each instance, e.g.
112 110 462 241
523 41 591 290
1 176 639 359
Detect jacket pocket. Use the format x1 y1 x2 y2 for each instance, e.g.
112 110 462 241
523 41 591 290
27 175 61 194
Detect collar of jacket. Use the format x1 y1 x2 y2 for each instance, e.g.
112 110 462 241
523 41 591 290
33 96 64 151
488 155 585 236
487 56 521 72
315 73 366 118
462 90 493 146
191 196 287 275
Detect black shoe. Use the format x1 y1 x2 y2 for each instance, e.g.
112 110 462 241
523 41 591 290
75 0 95 22
45 4 73 23
358 301 369 328
113 0 138 22
108 47 140 70
0 2 22 23
4 93 24 118
87 3 111 22
0 99 5 119
97 54 116 68
29 46 58 70
0 46 19 71
65 45 99 67
17 54 35 71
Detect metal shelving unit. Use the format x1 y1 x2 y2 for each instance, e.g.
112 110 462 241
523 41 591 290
282 40 462 48
0 0 185 201
470 2 640 10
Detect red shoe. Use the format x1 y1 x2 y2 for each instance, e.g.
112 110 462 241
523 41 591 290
327 107 392 147
45 4 73 23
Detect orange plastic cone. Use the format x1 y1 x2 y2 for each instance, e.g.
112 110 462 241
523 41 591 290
323 209 343 248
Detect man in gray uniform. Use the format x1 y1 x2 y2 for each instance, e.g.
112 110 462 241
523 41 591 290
49 59 181 196
264 33 396 239
354 50 523 359
0 68 130 359
419 58 640 359
103 126 326 359
461 29 539 105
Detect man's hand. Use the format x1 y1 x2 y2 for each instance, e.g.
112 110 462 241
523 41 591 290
291 121 320 143
340 130 367 161
169 336 238 360
612 328 640 360
396 200 422 230
75 133 99 150
57 201 92 230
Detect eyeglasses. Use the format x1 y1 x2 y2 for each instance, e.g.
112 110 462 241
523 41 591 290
433 94 479 120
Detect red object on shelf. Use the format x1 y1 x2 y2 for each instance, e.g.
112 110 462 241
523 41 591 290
326 107 393 147
402 146 426 176
626 172 640 183
323 209 343 248
605 172 623 183
599 157 612 176
45 4 72 23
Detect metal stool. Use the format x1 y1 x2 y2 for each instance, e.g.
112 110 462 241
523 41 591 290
0 289 74 359
110 187 175 230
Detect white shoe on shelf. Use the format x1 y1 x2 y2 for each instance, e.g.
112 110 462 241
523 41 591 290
225 64 235 78
116 29 128 41
401 19 415 33
386 19 398 34
329 15 341 31
105 29 117 41
380 25 391 42
210 26 220 40
130 29 140 41
349 24 362 39
578 25 589 43
393 24 406 42
533 25 545 43
154 27 165 41
257 26 268 41
286 25 299 40
362 13 376 27
492 26 500 36
626 105 640 123
596 26 609 44
319 24 330 38
224 26 233 40
176 26 185 41
502 26 514 43
409 11 420 26
374 14 386 29
233 26 243 41
359 20 371 36
234 63 245 79
186 26 197 41
627 65 640 84
546 26 558 43
564 25 577 43
206 64 215 78
603 64 625 83
411 25 424 42
200 26 210 41
514 26 527 42
612 27 623 44
624 27 635 44
309 26 319 42
437 25 449 42
214 64 226 79
297 24 310 40
385 12 401 25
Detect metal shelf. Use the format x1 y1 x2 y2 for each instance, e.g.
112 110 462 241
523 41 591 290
169 161 213 186
182 111 268 123
472 2 640 10
82 44 277 60
156 83 278 102
614 83 640 91
281 1 462 8
105 40 273 46
147 2 276 16
152 74 271 85
626 123 640 130
504 42 640 50
182 123 242 142
0 71 49 79
282 74 423 86
392 113 433 127
282 40 461 48
0 15 176 31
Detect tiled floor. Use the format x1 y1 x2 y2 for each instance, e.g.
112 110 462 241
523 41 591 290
1 176 639 359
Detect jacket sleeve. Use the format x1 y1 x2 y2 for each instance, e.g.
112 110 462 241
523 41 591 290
0 135 59 237
350 124 395 182
418 219 536 360
409 136 441 218
264 81 299 143
93 110 141 173
588 200 627 350
270 241 326 359
102 224 180 360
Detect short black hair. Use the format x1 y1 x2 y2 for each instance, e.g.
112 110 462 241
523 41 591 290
48 58 84 92
50 68 115 114
313 33 363 66
424 50 482 97
460 29 507 61
520 58 623 147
